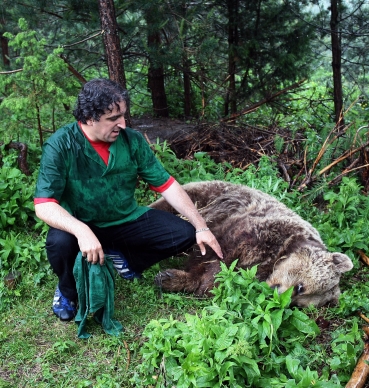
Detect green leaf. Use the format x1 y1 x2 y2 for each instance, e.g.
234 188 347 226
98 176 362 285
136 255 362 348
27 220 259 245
286 355 300 379
279 287 293 308
290 309 320 335
215 325 238 350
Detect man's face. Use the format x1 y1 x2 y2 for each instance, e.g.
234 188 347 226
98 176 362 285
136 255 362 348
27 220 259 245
85 100 126 143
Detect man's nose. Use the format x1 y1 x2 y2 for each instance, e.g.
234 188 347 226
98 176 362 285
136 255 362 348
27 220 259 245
117 117 126 129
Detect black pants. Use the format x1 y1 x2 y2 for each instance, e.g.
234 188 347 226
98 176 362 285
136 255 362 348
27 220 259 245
46 209 196 301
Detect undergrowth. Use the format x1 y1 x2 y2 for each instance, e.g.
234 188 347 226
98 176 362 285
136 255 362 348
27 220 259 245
0 143 368 387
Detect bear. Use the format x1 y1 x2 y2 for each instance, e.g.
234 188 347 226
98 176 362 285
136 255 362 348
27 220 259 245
149 180 353 307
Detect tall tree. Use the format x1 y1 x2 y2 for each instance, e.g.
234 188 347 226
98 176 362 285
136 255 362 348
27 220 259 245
312 0 369 126
144 2 169 117
330 0 345 128
98 0 126 87
98 0 130 121
225 0 239 117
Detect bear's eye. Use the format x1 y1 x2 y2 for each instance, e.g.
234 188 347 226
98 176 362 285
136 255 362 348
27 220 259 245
295 283 305 294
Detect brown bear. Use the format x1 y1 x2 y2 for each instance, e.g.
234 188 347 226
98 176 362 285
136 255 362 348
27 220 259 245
150 180 353 307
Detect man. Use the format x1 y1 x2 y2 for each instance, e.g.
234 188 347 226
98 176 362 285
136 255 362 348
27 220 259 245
34 78 223 322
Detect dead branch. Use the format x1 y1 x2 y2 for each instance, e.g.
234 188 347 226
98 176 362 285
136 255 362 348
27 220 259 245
297 135 369 192
163 119 368 191
319 140 369 177
278 161 291 183
0 68 23 75
327 162 369 187
61 31 104 48
221 79 306 122
346 326 369 388
4 141 31 175
123 340 130 371
59 55 87 84
358 312 369 325
296 123 353 191
357 251 369 267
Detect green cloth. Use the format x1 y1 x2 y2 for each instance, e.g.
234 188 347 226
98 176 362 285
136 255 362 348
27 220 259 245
73 252 123 339
34 122 170 227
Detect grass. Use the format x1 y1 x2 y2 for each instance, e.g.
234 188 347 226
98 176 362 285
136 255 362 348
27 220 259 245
1 249 368 387
0 258 211 388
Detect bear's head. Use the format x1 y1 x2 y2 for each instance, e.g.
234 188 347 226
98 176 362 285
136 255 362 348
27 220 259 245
266 247 353 307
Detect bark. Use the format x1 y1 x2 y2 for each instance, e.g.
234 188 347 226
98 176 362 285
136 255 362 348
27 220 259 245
97 0 131 125
183 56 191 117
147 32 169 117
98 0 126 86
225 0 239 117
0 16 10 68
330 0 345 128
0 34 10 67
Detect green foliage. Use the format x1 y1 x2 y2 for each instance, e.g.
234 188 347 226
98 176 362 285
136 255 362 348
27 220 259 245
315 177 369 259
0 152 48 310
226 155 289 199
0 154 35 230
0 131 368 386
0 18 79 146
132 262 343 387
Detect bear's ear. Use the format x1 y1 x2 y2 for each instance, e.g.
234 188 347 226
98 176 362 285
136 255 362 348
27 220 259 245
332 253 354 273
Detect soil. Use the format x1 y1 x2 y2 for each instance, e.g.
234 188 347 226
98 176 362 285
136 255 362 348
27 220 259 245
131 115 196 144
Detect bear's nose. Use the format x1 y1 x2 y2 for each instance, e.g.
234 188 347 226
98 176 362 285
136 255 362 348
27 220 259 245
269 284 280 291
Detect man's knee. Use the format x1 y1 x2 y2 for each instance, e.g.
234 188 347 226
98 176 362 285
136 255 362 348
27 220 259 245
46 227 78 252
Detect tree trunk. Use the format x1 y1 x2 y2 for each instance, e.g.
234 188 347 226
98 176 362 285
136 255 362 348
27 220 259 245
183 56 191 117
0 16 10 68
225 0 238 117
97 0 131 124
330 0 344 128
147 30 169 117
0 35 10 68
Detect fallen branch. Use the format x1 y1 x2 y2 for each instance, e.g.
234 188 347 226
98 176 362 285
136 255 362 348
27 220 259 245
297 123 353 191
358 312 369 325
346 326 369 388
123 340 130 371
319 140 369 177
327 163 369 187
357 250 369 267
297 136 369 192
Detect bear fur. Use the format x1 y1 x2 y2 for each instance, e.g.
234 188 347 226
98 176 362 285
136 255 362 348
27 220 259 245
149 180 353 307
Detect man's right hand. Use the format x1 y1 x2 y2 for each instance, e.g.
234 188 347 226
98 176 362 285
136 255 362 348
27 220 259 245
77 226 105 265
35 202 105 265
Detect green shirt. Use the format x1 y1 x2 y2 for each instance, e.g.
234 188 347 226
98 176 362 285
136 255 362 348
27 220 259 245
34 122 170 227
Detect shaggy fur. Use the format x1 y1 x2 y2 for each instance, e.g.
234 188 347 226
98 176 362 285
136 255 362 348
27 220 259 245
150 180 353 307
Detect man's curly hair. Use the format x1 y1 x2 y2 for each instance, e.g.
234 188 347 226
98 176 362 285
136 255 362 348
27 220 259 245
73 78 130 123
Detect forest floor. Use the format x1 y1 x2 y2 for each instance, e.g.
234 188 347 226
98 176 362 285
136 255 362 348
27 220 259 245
131 115 369 193
131 114 196 144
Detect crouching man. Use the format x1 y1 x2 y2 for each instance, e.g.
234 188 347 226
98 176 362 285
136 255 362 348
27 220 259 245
34 78 223 321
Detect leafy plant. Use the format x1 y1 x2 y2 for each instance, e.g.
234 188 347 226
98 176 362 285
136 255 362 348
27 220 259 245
132 262 343 387
0 163 35 230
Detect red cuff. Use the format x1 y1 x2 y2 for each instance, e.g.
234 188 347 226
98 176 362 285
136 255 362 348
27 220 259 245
34 198 59 205
149 176 175 193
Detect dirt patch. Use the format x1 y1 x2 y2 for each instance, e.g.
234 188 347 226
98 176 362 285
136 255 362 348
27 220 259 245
131 115 196 144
